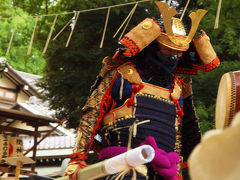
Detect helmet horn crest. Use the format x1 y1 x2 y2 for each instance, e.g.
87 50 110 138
155 1 207 47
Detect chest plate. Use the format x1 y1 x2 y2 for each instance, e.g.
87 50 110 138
102 83 178 152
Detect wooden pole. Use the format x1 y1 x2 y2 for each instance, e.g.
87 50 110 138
15 161 22 180
24 118 67 156
31 125 38 172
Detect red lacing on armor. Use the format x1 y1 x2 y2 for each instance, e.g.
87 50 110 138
176 174 183 180
136 69 144 75
111 51 128 69
173 67 198 75
182 162 189 169
127 83 144 107
112 51 119 60
193 56 220 72
173 99 184 117
69 152 87 163
171 75 184 117
119 36 140 57
178 77 186 87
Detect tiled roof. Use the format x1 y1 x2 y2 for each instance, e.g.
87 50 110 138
15 70 42 92
23 135 75 150
19 96 56 118
17 100 75 137
0 58 76 155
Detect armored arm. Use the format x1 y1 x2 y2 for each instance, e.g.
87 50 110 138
181 77 201 162
65 62 118 176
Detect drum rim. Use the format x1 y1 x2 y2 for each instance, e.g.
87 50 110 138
215 71 240 129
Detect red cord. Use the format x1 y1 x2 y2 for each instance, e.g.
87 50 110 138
127 83 144 107
176 174 183 180
69 152 87 163
182 162 189 169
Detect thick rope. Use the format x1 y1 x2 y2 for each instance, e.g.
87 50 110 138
0 0 151 20
110 119 150 180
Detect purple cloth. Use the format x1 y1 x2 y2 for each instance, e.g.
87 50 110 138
140 136 179 180
98 136 179 180
99 146 127 160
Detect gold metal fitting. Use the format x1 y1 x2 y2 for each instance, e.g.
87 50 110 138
142 21 153 30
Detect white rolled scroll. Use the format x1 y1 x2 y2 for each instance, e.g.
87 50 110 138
56 145 155 180
105 145 155 174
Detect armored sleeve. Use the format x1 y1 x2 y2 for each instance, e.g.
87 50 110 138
181 77 201 162
72 68 118 158
174 30 220 75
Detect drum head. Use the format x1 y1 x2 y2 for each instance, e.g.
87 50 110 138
215 71 240 129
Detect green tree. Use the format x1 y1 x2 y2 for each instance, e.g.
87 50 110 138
0 0 47 74
192 61 240 134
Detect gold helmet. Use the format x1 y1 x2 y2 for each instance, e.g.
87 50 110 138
116 1 219 75
157 17 189 51
155 1 207 51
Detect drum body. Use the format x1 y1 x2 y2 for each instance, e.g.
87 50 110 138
215 71 240 129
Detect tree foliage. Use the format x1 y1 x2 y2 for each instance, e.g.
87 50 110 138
184 0 240 61
192 61 240 133
0 0 47 74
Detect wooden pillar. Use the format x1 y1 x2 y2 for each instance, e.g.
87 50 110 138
15 160 22 180
31 125 38 172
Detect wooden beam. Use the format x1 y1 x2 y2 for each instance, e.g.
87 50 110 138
0 126 41 137
26 121 49 127
0 166 36 176
0 107 60 126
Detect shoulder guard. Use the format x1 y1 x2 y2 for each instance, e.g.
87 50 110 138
117 62 142 84
192 30 220 71
119 18 161 57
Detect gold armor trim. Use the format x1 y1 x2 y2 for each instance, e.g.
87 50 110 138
117 62 142 84
137 82 172 100
142 21 153 30
171 80 182 100
157 33 189 51
73 69 118 154
103 81 182 126
103 100 134 125
123 18 161 51
193 30 217 65
65 162 79 175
